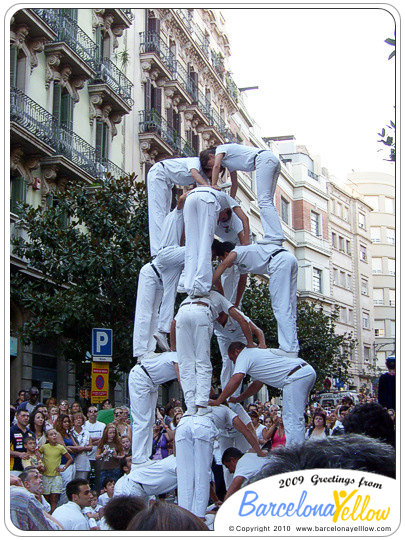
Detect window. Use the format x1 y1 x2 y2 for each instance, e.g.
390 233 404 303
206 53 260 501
310 211 321 236
312 267 322 293
340 306 347 323
347 274 352 290
358 212 366 229
389 289 395 306
390 320 396 337
362 312 370 329
332 232 337 248
343 206 350 221
386 228 395 245
372 257 382 274
10 176 27 215
281 197 290 225
339 236 345 251
359 244 367 262
346 240 351 255
330 199 336 214
384 197 394 213
364 346 371 363
374 320 385 337
361 279 369 295
337 203 343 218
333 268 339 286
373 289 384 305
370 227 381 243
388 258 395 275
339 271 346 288
364 195 379 211
348 308 354 325
95 120 109 160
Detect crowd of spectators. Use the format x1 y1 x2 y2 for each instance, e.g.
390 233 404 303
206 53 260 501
10 388 395 531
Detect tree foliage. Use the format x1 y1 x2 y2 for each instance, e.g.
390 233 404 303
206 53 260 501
212 279 355 393
378 36 396 161
11 174 150 383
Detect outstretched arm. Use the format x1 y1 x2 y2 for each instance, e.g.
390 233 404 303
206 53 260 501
229 307 254 347
232 417 267 457
211 153 225 187
249 321 266 348
234 273 247 308
233 207 250 245
208 372 245 406
229 171 238 198
170 319 176 351
190 168 210 186
212 251 237 287
230 380 264 404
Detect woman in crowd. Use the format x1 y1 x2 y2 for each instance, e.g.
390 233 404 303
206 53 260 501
101 399 113 410
71 412 93 480
54 414 78 502
263 412 286 449
249 410 266 447
96 423 125 485
261 415 275 450
69 401 82 423
48 405 59 427
306 410 330 440
170 410 183 431
151 420 174 460
58 400 69 417
113 407 132 440
29 409 47 448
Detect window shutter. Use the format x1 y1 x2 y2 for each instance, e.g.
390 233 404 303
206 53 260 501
53 83 62 122
192 133 199 155
145 79 152 111
167 106 174 128
147 16 160 35
61 92 74 130
10 176 27 214
152 86 162 116
95 119 104 157
173 111 181 138
95 26 104 61
10 46 18 87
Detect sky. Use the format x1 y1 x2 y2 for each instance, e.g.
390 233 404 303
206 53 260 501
222 7 396 184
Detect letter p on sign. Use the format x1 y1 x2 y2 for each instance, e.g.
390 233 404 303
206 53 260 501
92 328 113 357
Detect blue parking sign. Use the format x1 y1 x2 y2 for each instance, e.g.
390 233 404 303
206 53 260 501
92 328 113 357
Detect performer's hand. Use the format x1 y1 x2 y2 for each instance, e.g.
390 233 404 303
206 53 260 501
211 184 222 191
246 342 258 348
228 396 239 404
257 449 269 457
208 398 220 407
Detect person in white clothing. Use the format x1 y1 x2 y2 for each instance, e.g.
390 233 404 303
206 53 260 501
171 290 255 414
221 447 267 501
132 262 163 359
83 406 105 492
209 343 316 447
52 478 92 531
201 144 285 245
147 157 209 256
183 186 249 297
128 351 180 465
212 241 299 356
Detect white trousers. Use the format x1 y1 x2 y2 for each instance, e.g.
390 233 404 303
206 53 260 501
128 365 158 463
221 264 242 305
175 416 216 518
176 305 213 408
147 164 173 256
154 246 185 333
133 263 163 357
256 151 285 244
268 250 299 353
183 191 219 296
282 364 317 447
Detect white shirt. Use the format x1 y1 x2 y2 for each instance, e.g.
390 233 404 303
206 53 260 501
215 213 243 244
213 308 250 338
140 351 178 386
72 428 91 471
84 420 106 461
52 501 90 531
159 208 184 249
256 424 266 442
113 474 131 497
179 290 234 322
233 347 304 389
157 157 202 186
209 405 237 432
128 454 177 496
98 492 113 507
190 186 239 212
234 453 266 481
234 243 287 274
216 143 262 172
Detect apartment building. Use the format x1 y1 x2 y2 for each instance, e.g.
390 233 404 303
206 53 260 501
345 172 396 371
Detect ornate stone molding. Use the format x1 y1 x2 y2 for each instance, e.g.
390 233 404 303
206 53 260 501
89 95 122 139
10 24 46 74
10 147 41 188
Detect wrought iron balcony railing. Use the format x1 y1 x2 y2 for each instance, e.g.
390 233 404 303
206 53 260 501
308 170 319 181
175 10 210 58
11 87 127 180
139 31 176 73
225 73 239 103
11 87 56 148
32 9 98 68
93 57 134 107
139 109 196 157
121 8 134 21
171 61 198 100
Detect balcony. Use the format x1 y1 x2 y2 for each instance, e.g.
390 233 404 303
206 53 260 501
174 9 210 59
12 8 57 41
10 87 56 156
164 61 195 106
101 8 133 28
41 10 98 78
139 31 175 81
89 57 134 113
139 109 197 159
308 169 319 181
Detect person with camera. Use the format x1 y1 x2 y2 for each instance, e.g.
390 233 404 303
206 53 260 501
151 420 174 461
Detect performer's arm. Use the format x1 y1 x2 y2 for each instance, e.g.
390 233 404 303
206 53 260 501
230 380 264 404
233 207 250 245
223 476 245 502
170 320 176 351
190 168 210 186
173 362 181 385
228 307 254 347
212 251 237 287
250 321 266 348
211 153 225 187
208 373 245 406
234 273 247 308
229 171 238 199
232 417 267 457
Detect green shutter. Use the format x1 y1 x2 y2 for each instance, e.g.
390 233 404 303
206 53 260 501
10 176 27 214
10 46 18 88
61 92 74 130
53 83 62 121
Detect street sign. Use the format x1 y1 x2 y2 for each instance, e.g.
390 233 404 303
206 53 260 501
92 328 113 357
92 356 112 363
91 362 109 404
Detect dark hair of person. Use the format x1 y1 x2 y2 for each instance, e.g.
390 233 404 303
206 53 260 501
164 404 174 416
127 500 209 531
66 479 89 501
228 341 247 357
29 410 45 433
222 447 244 464
20 466 39 484
199 147 217 172
251 434 395 481
211 239 236 257
54 414 71 437
342 402 395 447
338 405 350 415
386 357 395 369
102 476 115 489
311 411 327 428
97 423 123 454
103 496 146 530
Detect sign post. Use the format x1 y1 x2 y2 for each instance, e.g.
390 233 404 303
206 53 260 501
91 328 113 404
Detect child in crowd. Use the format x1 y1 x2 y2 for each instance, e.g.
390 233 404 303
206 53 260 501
82 490 102 530
39 428 73 513
98 477 115 507
21 435 45 472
